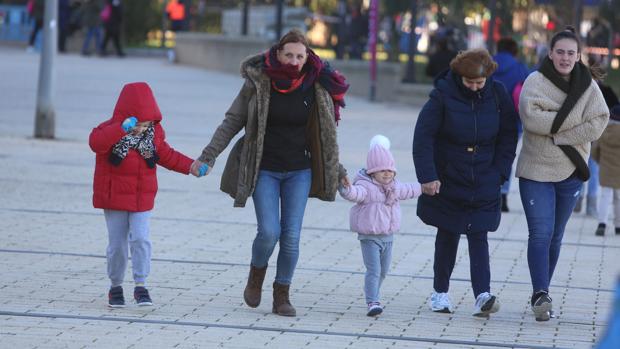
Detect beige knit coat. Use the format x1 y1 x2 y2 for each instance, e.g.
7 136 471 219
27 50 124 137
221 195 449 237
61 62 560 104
516 71 609 182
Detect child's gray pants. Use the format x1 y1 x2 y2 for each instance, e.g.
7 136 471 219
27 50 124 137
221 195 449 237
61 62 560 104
104 209 152 287
360 237 393 304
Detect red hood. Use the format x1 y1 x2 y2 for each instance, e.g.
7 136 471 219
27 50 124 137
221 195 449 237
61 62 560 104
111 82 162 123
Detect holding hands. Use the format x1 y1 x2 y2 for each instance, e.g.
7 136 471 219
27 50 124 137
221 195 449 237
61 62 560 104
341 175 351 188
190 159 211 178
421 180 441 196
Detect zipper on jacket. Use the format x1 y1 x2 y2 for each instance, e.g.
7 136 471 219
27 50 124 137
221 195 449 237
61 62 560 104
470 97 478 204
315 103 327 190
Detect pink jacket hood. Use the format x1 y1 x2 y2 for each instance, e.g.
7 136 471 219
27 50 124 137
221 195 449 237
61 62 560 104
339 170 421 235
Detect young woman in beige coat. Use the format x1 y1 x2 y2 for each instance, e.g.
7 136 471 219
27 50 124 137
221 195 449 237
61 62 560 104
517 26 609 321
190 30 349 317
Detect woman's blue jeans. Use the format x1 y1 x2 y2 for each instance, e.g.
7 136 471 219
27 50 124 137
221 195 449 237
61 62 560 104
82 26 102 54
519 175 583 293
251 169 311 285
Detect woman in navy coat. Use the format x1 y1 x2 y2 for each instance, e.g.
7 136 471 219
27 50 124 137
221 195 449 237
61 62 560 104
413 49 518 317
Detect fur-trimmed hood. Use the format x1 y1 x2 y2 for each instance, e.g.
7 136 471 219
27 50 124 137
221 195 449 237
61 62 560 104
239 53 268 85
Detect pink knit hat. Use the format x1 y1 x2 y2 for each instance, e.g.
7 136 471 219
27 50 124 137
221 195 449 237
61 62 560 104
366 135 396 174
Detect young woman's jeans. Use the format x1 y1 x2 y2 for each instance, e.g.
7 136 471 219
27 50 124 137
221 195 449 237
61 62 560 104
360 237 393 303
433 229 490 299
82 26 102 54
251 169 311 285
519 175 582 293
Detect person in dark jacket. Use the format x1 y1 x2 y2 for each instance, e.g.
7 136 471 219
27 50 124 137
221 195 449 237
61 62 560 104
425 37 457 79
26 0 44 52
80 0 104 55
101 0 125 57
493 38 529 100
413 49 518 317
58 0 70 53
492 37 530 212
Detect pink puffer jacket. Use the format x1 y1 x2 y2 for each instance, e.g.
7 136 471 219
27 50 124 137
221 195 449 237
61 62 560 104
339 170 421 235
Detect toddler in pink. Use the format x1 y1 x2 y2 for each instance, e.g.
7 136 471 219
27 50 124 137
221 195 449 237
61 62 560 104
339 135 421 316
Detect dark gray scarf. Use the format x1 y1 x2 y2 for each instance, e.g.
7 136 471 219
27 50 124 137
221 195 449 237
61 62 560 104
109 124 158 168
538 57 592 181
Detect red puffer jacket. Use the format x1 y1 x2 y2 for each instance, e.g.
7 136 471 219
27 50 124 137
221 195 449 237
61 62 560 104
89 82 192 212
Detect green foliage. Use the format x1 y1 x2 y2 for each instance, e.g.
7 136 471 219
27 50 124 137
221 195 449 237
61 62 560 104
193 11 222 33
308 0 338 14
122 0 163 45
599 0 619 32
606 67 620 98
383 0 409 16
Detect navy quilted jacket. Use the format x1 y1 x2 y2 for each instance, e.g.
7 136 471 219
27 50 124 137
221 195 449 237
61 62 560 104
413 70 518 234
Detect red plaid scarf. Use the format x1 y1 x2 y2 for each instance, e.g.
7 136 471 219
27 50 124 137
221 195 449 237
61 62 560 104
263 45 349 123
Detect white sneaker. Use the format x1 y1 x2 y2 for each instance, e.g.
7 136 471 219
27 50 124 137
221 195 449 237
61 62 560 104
429 292 453 313
366 302 383 316
473 292 500 317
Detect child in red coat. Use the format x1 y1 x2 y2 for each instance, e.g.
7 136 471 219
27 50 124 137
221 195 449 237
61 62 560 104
89 82 202 307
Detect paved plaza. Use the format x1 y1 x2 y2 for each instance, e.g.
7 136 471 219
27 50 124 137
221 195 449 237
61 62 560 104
0 46 618 348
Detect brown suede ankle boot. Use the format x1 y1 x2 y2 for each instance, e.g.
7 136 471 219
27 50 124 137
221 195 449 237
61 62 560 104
243 264 267 308
272 282 296 316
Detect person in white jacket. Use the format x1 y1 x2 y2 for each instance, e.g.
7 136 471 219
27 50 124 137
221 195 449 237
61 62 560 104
339 135 421 316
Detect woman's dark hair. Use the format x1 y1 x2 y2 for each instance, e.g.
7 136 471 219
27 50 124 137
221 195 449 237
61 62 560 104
497 37 518 56
277 29 309 51
549 26 604 80
549 26 581 52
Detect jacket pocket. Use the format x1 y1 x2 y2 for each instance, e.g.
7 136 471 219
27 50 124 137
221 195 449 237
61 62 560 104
221 135 245 198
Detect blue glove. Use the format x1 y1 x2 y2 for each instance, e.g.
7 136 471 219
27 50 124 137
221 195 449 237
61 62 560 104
121 116 138 133
198 163 209 177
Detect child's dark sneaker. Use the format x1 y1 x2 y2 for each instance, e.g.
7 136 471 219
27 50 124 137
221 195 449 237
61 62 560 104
615 227 620 235
366 302 383 316
134 286 153 306
108 286 125 308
